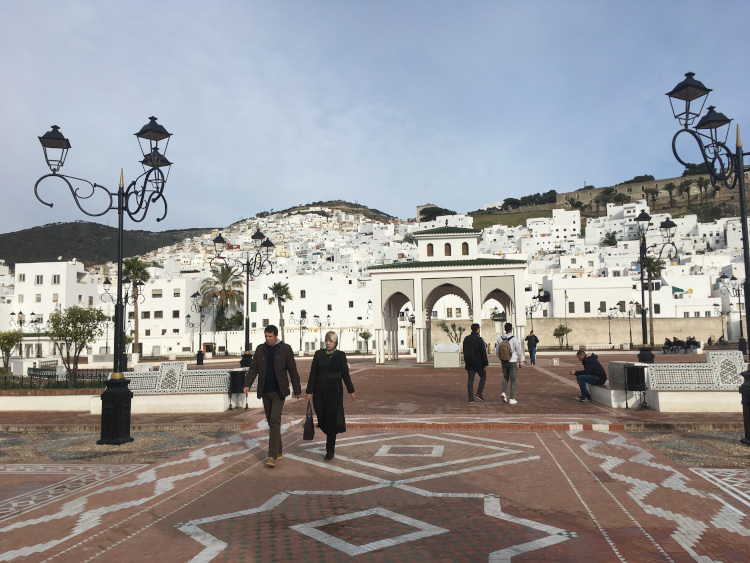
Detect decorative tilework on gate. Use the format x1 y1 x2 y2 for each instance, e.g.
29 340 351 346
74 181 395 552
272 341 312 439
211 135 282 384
610 351 746 391
126 362 252 395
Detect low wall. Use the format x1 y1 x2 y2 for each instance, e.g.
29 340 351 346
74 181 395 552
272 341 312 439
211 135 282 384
90 392 262 414
0 394 94 412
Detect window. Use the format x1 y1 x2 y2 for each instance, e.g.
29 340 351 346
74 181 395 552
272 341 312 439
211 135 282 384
432 311 438 318
349 301 354 308
694 311 701 317
88 296 93 306
262 293 268 300
427 243 434 257
17 295 23 304
161 329 167 335
173 329 179 334
35 294 42 303
52 293 58 302
152 290 162 298
173 289 181 297
18 274 25 282
684 312 690 318
571 258 576 265
588 261 594 267
569 302 576 314
599 301 606 312
300 290 306 298
455 308 462 318
78 295 82 303
145 329 151 336
35 275 43 285
462 242 469 256
251 322 257 328
262 319 269 327
154 311 163 319
618 301 625 313
251 302 257 312
654 304 661 314
142 311 151 319
128 312 135 319
327 304 332 311
584 301 590 313
446 308 453 318
613 271 621 277
172 310 180 318
705 311 711 317
444 243 452 257
52 275 60 285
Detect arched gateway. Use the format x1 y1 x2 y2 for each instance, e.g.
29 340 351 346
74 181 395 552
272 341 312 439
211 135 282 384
368 226 527 363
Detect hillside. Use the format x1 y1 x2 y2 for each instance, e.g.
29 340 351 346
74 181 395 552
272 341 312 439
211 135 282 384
0 222 211 268
275 200 396 223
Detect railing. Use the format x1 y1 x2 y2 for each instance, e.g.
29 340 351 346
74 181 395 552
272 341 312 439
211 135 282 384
139 355 169 362
3 367 110 389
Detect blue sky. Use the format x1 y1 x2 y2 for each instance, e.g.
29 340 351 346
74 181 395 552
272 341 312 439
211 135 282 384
2 0 749 234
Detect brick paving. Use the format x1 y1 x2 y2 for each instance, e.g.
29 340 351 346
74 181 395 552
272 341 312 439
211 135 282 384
0 351 749 562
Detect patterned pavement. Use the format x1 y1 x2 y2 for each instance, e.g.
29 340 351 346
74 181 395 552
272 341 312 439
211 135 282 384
1 353 749 561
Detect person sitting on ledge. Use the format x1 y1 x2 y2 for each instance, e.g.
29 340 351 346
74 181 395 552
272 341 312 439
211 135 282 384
663 338 672 354
570 350 607 403
670 337 683 354
707 336 714 346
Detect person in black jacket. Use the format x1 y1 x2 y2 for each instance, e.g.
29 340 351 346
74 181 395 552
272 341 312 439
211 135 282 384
570 350 607 402
306 331 355 460
525 331 539 365
463 323 489 403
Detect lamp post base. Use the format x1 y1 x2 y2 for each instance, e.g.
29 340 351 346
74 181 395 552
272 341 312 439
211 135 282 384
97 377 134 445
240 351 253 368
740 370 750 447
739 338 747 356
637 347 655 364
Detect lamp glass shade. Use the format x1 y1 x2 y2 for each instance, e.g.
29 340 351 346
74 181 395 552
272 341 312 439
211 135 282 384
666 72 711 102
39 125 71 172
134 116 171 142
696 106 731 130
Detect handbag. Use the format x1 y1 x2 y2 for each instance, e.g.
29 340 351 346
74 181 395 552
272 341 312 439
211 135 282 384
303 401 315 440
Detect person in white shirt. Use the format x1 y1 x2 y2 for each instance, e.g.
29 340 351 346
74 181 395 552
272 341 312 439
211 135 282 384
496 322 523 404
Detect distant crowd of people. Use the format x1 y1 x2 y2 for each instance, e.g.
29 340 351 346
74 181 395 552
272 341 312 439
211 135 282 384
661 336 702 354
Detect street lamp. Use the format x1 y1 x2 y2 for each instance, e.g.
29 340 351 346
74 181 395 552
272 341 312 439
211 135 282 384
313 314 332 349
289 310 308 355
35 117 173 446
190 291 216 364
666 72 750 446
211 229 275 365
185 313 198 353
525 295 542 331
598 306 619 346
628 300 639 350
635 209 678 363
9 312 29 356
564 290 569 348
713 302 728 343
404 308 416 349
718 273 746 353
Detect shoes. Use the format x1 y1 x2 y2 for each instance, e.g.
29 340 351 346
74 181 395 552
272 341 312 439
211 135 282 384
476 395 485 402
579 397 591 402
265 457 276 467
501 393 507 403
509 399 518 405
324 452 335 460
469 398 475 403
276 454 283 460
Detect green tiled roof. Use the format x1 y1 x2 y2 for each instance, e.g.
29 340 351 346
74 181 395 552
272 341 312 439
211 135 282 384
416 226 482 235
368 258 526 270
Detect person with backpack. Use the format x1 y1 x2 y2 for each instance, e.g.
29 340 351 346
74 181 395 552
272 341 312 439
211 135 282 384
463 323 489 403
524 331 539 365
497 322 523 404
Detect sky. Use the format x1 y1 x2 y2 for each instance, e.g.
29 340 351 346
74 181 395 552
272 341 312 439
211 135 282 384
3 0 750 235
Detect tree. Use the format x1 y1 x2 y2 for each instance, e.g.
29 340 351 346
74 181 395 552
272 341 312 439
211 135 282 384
268 282 293 341
0 330 23 371
696 176 711 204
437 320 465 344
663 182 677 208
201 264 244 355
679 179 693 206
122 257 150 356
552 325 572 348
682 162 712 176
643 187 659 210
47 306 107 385
601 231 618 246
593 195 605 215
358 330 372 354
642 255 665 348
566 196 583 210
623 174 655 184
419 206 456 222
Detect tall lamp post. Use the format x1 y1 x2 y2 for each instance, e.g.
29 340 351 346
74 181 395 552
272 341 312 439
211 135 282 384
34 117 173 445
190 291 216 365
525 295 542 331
103 276 144 369
9 312 29 356
185 314 198 353
564 290 569 348
313 314 332 349
666 72 750 446
598 306 619 346
635 210 678 363
628 300 639 350
289 310 308 355
404 308 416 349
211 229 275 366
718 274 746 353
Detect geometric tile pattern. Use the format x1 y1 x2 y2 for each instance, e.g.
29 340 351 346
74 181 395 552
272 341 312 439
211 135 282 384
692 468 750 509
647 350 746 390
128 363 254 395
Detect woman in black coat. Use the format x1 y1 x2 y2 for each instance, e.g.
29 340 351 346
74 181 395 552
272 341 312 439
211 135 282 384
306 331 355 460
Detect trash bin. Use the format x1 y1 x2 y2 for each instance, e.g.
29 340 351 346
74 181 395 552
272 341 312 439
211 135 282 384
625 365 646 391
433 342 461 368
196 350 204 365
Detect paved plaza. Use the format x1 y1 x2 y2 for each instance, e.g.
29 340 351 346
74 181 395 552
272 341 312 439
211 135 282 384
1 352 749 562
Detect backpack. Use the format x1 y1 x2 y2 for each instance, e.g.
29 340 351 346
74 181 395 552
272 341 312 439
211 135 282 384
498 337 513 362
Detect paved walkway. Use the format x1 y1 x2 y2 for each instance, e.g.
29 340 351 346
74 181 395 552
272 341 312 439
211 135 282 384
1 353 749 561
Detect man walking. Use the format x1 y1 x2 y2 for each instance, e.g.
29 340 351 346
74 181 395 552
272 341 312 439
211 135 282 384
525 330 539 365
244 325 302 467
570 350 607 402
463 323 489 403
497 322 523 404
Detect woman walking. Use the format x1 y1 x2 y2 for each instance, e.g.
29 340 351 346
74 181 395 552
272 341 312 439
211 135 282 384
306 331 355 460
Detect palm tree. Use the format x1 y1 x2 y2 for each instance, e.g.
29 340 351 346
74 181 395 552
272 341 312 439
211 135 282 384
696 176 711 204
268 282 293 341
663 182 677 208
122 257 150 357
679 179 693 206
201 264 244 354
642 255 665 348
643 187 659 210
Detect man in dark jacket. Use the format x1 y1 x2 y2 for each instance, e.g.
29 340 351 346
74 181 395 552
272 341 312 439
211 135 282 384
525 331 539 365
244 325 301 467
463 323 489 403
570 350 607 402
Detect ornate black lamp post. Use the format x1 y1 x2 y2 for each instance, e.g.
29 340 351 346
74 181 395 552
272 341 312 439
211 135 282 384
666 72 750 446
713 302 728 342
635 210 678 363
103 276 144 368
289 310 308 355
598 306 619 346
9 312 29 356
190 291 216 365
313 314 332 349
185 313 198 353
35 118 172 445
211 229 274 366
525 295 542 331
28 313 48 358
628 300 639 350
403 308 416 349
718 273 746 353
